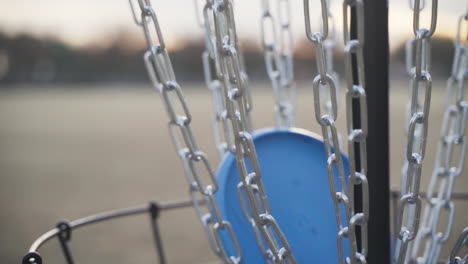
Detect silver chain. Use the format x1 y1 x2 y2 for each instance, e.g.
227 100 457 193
260 0 296 128
196 0 253 157
410 11 468 264
447 227 468 264
322 0 341 136
399 0 427 260
318 0 343 147
303 1 369 263
129 1 243 263
394 0 438 263
199 0 232 157
199 0 298 263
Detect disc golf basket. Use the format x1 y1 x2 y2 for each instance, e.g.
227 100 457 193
22 0 468 264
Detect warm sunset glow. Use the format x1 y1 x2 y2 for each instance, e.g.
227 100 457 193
0 0 465 50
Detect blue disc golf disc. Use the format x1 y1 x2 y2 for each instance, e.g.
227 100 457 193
215 128 349 264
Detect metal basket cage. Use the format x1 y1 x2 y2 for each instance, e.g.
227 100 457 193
22 190 468 264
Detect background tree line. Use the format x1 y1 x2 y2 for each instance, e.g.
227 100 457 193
0 31 456 87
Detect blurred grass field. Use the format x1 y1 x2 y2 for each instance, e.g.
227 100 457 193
1 81 467 263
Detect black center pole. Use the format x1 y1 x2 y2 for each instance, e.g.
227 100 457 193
351 0 391 263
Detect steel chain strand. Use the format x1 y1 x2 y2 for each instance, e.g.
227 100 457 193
260 0 295 128
198 0 254 154
399 1 430 259
222 1 254 135
394 1 438 263
237 182 276 264
196 0 236 156
277 0 296 128
397 2 433 262
400 36 428 202
323 0 341 144
342 0 369 263
211 1 297 263
129 1 243 263
304 0 350 262
317 0 343 147
411 13 468 263
418 17 468 264
447 227 468 264
303 0 369 263
203 50 230 156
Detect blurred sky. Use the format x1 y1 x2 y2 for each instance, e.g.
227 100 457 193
0 0 466 49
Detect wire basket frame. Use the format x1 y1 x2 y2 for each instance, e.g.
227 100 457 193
22 190 468 264
21 200 196 264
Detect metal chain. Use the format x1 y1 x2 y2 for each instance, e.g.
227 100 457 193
447 227 468 264
342 1 369 263
399 1 423 261
323 0 341 133
410 12 468 264
129 1 243 263
211 0 297 264
399 0 429 259
303 0 369 263
260 0 296 128
201 0 231 157
196 0 254 158
195 1 291 262
319 0 343 147
394 1 438 263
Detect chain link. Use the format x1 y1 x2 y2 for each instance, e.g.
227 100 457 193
410 11 468 264
394 1 438 263
448 227 468 264
260 0 296 128
413 0 438 38
303 0 369 263
304 0 329 42
129 1 244 263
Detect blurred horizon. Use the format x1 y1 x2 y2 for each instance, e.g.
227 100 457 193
0 30 459 85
